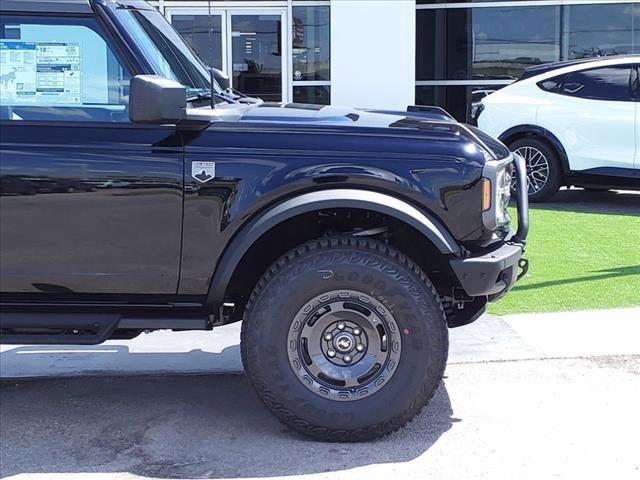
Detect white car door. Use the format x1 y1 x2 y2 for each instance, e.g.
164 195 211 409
537 64 636 175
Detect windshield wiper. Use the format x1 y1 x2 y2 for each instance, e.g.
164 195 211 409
187 91 235 105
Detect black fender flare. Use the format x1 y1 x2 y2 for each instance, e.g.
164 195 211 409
499 124 570 175
206 188 460 311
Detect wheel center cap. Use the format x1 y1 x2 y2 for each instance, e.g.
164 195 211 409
334 333 355 353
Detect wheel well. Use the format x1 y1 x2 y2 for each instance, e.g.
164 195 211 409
222 208 459 323
503 130 552 151
501 129 568 177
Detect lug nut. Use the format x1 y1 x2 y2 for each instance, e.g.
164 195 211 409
354 328 361 335
324 333 333 341
356 344 364 352
344 355 352 363
337 322 345 330
327 350 336 358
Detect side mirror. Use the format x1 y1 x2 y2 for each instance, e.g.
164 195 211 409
129 75 186 123
211 67 230 91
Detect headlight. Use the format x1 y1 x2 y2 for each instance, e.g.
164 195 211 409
495 163 513 225
481 156 514 231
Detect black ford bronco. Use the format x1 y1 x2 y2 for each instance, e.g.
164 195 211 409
0 0 529 441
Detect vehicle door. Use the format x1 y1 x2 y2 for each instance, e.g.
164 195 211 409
0 13 184 296
537 64 636 176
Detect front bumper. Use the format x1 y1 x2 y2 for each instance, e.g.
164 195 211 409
450 153 529 298
450 242 528 297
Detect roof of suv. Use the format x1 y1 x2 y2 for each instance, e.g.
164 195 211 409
0 0 93 13
520 55 639 80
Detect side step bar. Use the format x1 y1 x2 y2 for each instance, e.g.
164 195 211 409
0 313 210 345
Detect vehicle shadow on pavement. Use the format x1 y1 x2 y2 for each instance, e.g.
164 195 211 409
0 342 245 378
0 351 454 479
510 264 640 291
535 189 640 216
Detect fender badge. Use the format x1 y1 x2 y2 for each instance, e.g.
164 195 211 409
192 161 215 183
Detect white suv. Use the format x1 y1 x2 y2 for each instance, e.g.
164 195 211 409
478 56 639 202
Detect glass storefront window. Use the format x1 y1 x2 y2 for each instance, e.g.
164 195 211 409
470 6 560 81
231 14 284 102
417 6 561 81
417 0 540 3
293 85 331 105
415 85 435 108
292 6 331 81
171 14 223 70
418 3 640 82
416 2 640 122
565 3 637 58
416 84 506 123
169 5 331 104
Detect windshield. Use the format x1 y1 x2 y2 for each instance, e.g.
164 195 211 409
109 4 221 98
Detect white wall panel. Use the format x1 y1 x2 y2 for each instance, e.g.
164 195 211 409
331 0 416 109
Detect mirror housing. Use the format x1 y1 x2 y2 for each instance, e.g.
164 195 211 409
129 75 186 123
211 67 230 91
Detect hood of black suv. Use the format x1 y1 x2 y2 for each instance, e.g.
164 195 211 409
238 103 453 129
202 102 510 164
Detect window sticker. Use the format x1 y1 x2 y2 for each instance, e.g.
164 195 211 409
1 40 81 105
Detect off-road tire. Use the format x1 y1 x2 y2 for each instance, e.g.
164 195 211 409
240 236 449 441
509 137 563 203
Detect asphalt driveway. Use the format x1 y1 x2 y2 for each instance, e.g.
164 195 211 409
1 308 639 480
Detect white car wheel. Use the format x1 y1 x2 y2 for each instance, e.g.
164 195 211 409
509 138 562 202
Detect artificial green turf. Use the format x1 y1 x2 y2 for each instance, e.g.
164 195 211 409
489 206 640 315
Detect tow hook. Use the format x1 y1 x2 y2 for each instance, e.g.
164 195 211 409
517 258 529 281
452 288 474 309
216 302 236 325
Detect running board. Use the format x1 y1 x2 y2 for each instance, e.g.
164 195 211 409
0 313 209 345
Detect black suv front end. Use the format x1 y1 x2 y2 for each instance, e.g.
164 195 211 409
450 151 529 300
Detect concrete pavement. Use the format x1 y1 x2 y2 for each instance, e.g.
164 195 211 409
1 308 639 378
1 307 639 480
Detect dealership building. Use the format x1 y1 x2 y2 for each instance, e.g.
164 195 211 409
152 0 640 121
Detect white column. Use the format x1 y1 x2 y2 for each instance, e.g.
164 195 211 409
330 0 416 110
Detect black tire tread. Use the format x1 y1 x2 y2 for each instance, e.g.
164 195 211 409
240 235 448 442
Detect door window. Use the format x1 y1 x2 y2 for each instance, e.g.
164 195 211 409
560 65 633 101
0 15 131 122
111 6 215 98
